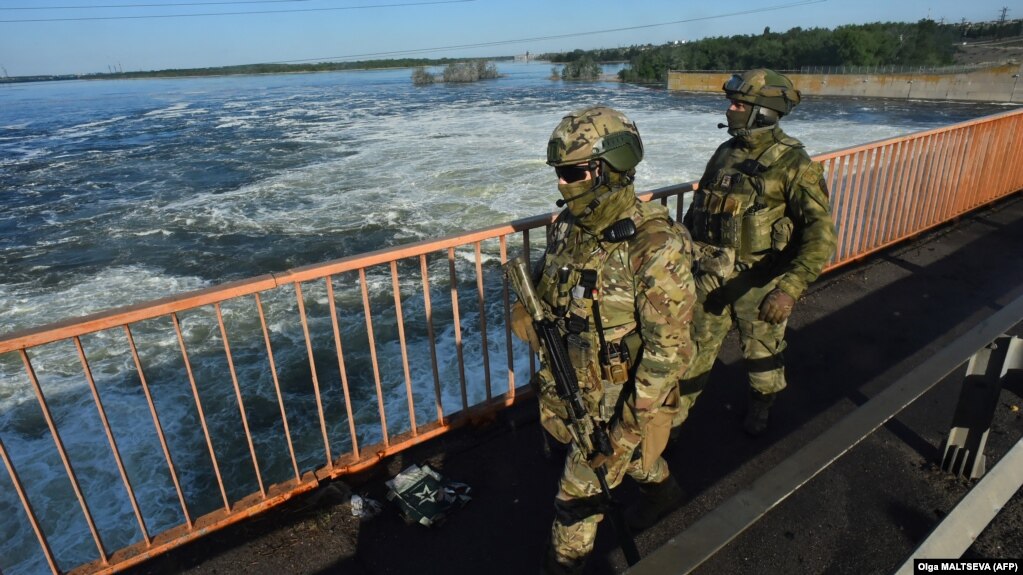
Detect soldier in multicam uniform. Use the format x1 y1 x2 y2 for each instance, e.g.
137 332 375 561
515 106 696 574
675 69 837 436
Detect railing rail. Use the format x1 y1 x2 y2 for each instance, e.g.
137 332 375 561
1 108 1022 575
630 293 1023 575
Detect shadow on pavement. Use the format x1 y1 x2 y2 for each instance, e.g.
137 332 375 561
127 195 1023 575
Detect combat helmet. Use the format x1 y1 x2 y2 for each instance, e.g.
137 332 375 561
722 69 801 135
546 106 643 173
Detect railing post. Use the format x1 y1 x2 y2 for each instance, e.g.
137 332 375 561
941 336 1023 479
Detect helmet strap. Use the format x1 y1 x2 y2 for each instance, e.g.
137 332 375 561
747 105 761 130
575 164 629 218
729 105 779 138
581 186 614 217
578 165 615 216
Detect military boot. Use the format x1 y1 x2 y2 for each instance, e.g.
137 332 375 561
743 390 776 436
625 474 685 531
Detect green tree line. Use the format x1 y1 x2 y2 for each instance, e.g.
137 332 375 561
540 19 1021 84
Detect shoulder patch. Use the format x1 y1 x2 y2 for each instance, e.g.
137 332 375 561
801 162 824 186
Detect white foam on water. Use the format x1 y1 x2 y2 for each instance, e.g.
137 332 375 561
142 102 191 117
0 65 1013 575
0 265 209 337
214 119 252 129
54 116 128 139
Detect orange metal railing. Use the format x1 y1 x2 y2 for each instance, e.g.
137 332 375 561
818 108 1023 268
0 108 1021 575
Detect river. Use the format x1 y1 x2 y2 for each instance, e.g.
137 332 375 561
0 61 1015 574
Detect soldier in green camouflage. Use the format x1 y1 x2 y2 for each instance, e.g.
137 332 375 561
516 106 696 574
676 69 837 436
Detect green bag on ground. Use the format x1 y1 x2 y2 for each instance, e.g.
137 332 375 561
385 464 471 527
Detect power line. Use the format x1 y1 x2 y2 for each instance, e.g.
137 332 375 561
271 0 829 64
0 0 473 22
1 0 306 10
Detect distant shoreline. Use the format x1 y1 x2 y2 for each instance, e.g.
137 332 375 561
0 57 531 84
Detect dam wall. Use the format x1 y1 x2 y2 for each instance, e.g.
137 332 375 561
667 64 1023 103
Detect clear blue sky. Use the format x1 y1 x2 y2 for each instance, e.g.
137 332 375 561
0 0 1015 76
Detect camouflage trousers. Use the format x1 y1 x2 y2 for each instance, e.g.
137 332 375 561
672 269 788 428
549 442 669 567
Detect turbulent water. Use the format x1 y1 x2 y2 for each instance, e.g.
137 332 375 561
0 61 1014 574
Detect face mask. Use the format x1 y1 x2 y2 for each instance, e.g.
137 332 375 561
557 179 600 217
726 106 753 133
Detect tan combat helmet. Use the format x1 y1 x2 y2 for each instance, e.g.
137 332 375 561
546 106 644 173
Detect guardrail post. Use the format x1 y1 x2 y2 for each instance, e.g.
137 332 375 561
941 335 1023 479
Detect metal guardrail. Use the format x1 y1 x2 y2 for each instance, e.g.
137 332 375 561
1 108 1022 575
669 63 1001 77
628 294 1023 575
816 108 1023 270
797 64 996 75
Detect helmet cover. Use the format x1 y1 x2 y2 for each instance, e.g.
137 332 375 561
546 106 644 173
723 69 801 116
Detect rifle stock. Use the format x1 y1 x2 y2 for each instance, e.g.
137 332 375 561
504 256 640 565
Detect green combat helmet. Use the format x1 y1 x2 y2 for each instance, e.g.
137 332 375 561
722 68 802 136
546 106 644 174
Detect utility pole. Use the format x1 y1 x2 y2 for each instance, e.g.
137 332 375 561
997 7 1009 39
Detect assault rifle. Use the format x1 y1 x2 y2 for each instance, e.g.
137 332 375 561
504 256 640 566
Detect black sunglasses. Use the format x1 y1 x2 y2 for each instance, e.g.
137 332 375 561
555 164 591 183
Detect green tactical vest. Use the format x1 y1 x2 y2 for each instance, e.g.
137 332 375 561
690 135 801 263
535 201 672 418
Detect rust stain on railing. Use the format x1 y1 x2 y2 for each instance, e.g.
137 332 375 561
1 109 1021 575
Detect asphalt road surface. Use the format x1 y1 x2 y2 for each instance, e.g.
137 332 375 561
127 192 1023 575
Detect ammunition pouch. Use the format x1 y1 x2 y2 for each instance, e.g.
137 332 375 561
600 340 632 385
538 334 638 445
692 192 789 265
565 332 603 399
740 202 786 260
691 189 747 249
771 215 793 252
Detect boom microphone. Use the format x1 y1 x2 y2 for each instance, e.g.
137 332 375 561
717 123 728 129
